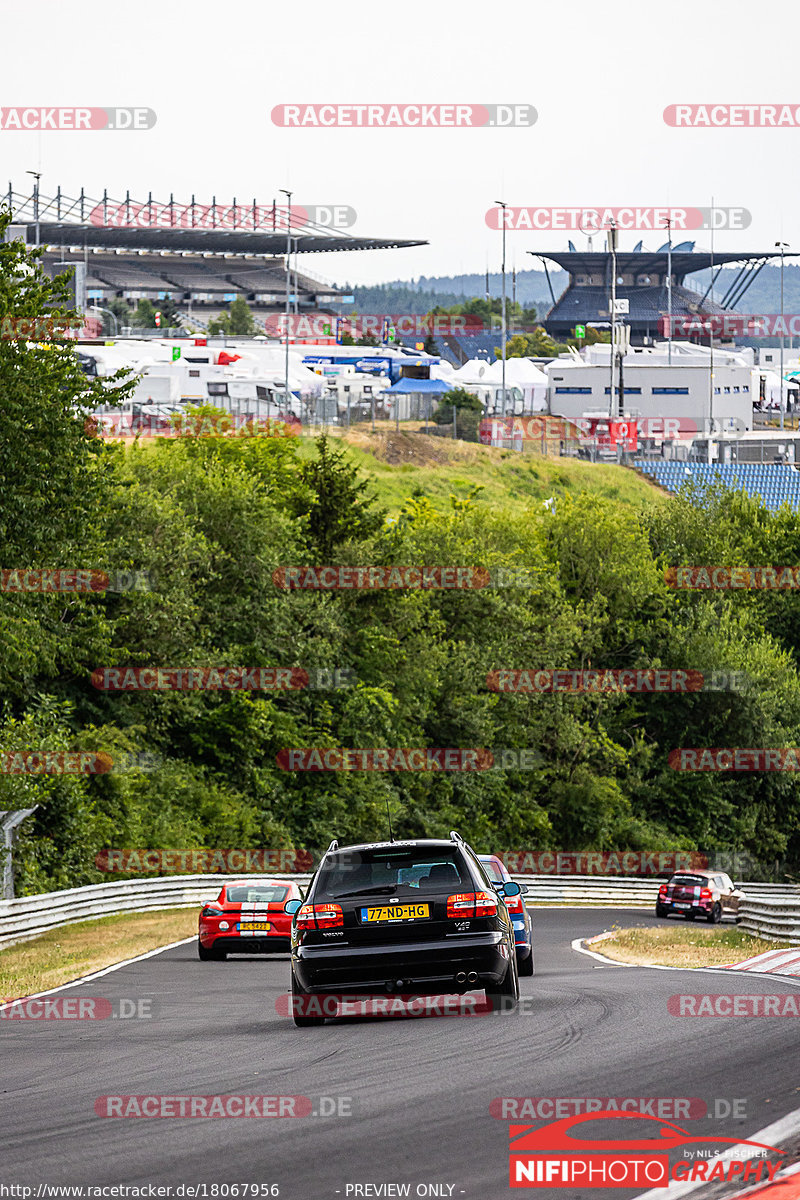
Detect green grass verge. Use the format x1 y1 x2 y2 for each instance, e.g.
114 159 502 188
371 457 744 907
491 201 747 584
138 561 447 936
588 922 794 968
0 907 197 999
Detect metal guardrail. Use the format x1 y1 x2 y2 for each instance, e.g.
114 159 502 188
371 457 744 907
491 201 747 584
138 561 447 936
0 874 313 950
1 872 798 950
737 897 800 944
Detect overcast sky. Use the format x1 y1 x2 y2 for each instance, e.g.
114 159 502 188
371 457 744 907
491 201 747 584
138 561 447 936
3 0 799 289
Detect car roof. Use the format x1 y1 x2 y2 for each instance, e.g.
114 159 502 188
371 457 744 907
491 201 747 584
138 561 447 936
669 870 715 878
328 839 458 853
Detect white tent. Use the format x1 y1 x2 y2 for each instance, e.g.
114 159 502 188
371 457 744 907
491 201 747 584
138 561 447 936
482 357 548 412
452 358 494 384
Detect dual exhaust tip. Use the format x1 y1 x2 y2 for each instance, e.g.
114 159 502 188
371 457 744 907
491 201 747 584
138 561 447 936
384 971 478 992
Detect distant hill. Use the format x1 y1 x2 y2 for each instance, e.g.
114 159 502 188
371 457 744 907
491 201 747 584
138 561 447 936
345 264 800 319
343 270 567 314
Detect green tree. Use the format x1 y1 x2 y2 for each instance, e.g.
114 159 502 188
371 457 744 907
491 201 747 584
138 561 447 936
132 299 157 328
228 296 255 335
433 387 482 425
208 312 231 335
292 435 385 560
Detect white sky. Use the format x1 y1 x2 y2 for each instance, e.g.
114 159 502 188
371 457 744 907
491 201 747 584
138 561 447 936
3 0 798 288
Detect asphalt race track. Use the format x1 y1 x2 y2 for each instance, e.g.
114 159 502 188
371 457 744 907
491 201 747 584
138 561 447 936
3 908 800 1199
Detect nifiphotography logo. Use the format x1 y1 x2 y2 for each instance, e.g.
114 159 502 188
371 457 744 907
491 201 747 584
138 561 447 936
507 1111 784 1188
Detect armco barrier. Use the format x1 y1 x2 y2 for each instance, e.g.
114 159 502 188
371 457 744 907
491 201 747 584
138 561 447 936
737 897 800 944
0 874 313 951
0 872 795 951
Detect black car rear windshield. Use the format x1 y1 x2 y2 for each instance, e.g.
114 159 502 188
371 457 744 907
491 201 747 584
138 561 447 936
314 847 469 899
667 874 708 887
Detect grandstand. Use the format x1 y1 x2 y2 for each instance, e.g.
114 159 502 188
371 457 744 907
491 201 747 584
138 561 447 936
636 460 800 511
5 183 426 318
533 246 800 345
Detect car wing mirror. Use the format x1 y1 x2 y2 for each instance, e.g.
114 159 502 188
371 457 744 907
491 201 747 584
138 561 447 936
284 898 302 915
501 881 522 897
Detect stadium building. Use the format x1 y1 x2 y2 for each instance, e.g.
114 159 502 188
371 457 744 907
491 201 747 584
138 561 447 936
4 183 425 329
534 243 791 345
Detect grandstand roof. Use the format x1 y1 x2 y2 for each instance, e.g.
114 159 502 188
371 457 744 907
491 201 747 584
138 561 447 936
32 222 423 256
529 248 800 282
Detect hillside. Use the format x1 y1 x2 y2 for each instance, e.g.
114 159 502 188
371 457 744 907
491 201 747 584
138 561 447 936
301 427 668 516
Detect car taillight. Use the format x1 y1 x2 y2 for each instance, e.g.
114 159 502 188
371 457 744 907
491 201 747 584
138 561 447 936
475 890 499 917
658 885 667 896
700 888 712 900
447 893 476 917
447 891 498 918
315 904 343 928
201 906 223 917
295 903 343 929
503 892 524 913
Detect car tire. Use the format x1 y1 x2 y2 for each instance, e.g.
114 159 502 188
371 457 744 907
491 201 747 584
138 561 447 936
707 902 722 924
197 939 225 961
655 905 668 918
291 968 325 1028
488 954 519 1013
518 949 535 977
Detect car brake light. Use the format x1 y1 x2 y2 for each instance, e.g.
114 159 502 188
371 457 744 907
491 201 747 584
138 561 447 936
447 891 498 918
314 904 343 928
474 890 498 917
201 906 223 917
658 885 667 896
447 893 476 918
295 903 343 929
700 888 712 899
503 892 523 912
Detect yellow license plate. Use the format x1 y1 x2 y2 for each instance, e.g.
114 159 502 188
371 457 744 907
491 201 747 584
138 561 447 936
361 903 430 923
238 921 271 931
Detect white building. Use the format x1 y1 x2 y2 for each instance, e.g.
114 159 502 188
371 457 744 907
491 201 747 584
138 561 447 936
547 341 756 443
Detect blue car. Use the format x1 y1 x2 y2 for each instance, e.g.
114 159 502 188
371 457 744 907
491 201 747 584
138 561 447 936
478 854 534 976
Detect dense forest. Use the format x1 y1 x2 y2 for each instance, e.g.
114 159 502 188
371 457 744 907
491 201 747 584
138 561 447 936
4 214 800 893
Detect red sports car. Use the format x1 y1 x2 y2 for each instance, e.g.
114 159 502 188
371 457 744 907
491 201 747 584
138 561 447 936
198 878 305 960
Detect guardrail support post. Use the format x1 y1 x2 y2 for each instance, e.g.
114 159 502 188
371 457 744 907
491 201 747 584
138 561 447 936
0 809 38 900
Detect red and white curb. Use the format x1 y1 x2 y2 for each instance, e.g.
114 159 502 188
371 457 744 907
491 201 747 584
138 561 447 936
718 948 800 977
721 1159 800 1198
631 1107 800 1199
